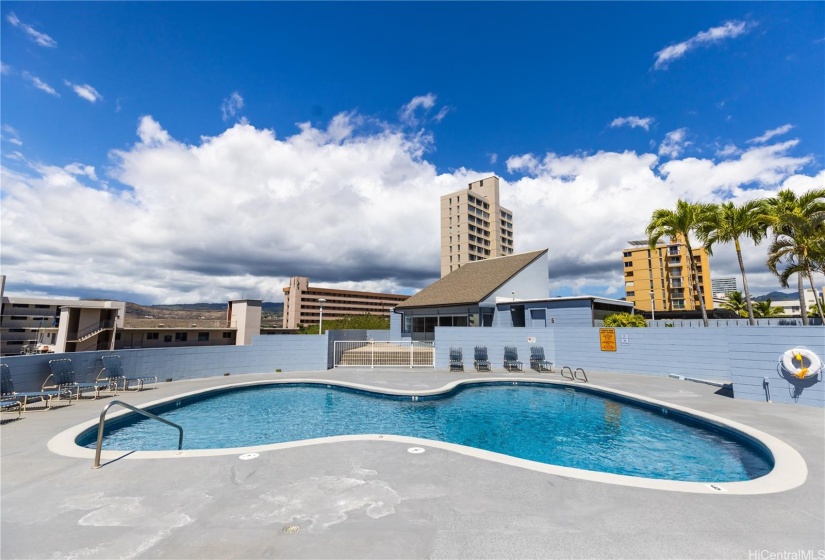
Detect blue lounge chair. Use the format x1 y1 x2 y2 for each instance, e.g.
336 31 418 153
530 346 554 372
99 355 158 391
503 346 523 372
1 398 21 419
474 346 491 372
47 359 109 400
449 347 464 372
1 363 67 410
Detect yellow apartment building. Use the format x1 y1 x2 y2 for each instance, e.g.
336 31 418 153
282 276 409 328
622 238 714 314
440 176 514 277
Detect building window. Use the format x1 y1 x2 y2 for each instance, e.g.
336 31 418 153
146 332 159 340
223 332 232 338
164 335 173 342
198 332 209 342
624 261 633 267
175 332 188 342
626 291 635 297
623 251 632 258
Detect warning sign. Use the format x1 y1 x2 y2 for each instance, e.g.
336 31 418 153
599 328 617 352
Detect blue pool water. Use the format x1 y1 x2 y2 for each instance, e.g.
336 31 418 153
82 383 773 482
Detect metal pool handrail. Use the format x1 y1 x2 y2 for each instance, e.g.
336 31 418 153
92 399 183 469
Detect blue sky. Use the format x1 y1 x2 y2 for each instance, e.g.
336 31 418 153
2 2 823 304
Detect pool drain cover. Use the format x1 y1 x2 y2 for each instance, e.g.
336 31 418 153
239 453 259 461
407 447 426 454
283 525 300 534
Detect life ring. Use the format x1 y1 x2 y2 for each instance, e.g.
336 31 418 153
780 347 823 379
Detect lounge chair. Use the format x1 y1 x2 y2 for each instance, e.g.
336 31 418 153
46 359 109 400
449 347 464 372
503 346 523 372
99 354 158 391
473 346 491 372
1 363 67 410
1 398 21 419
530 346 554 372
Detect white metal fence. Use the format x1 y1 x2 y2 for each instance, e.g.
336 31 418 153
334 341 435 368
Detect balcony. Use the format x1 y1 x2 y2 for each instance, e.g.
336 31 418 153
670 279 683 288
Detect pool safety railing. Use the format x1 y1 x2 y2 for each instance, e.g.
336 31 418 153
334 341 435 368
92 400 183 469
561 366 588 383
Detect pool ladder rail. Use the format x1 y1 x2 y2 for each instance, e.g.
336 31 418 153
92 399 184 469
560 366 588 383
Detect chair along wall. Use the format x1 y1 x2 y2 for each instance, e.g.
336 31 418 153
0 333 330 393
433 327 556 371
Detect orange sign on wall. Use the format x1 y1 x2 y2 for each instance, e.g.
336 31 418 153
599 328 617 352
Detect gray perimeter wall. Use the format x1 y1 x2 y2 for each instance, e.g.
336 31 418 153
3 326 823 407
2 333 330 393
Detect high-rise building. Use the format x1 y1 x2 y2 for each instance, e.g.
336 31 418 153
282 277 409 329
440 176 514 277
711 277 738 296
622 238 714 313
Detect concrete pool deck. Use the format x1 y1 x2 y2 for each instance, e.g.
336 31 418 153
2 369 824 559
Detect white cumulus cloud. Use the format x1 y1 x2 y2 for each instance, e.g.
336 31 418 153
658 128 691 158
6 12 57 48
221 91 244 121
747 124 794 144
399 93 448 126
610 116 655 131
64 80 103 103
23 72 59 96
654 20 749 70
0 112 820 304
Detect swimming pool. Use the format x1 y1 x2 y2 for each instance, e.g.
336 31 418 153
78 381 773 483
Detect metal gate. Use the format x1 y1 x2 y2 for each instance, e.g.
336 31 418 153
334 341 435 368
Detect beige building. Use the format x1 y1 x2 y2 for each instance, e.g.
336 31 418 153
0 275 261 355
440 176 514 277
282 276 409 329
622 238 714 313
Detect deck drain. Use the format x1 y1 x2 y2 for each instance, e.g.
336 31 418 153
407 447 426 454
239 453 259 461
283 525 300 534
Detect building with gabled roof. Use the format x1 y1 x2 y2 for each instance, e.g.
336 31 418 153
392 249 633 341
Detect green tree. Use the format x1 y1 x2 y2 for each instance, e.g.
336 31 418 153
752 299 783 318
721 291 748 318
766 212 825 323
297 313 390 335
603 312 648 327
696 200 770 325
646 199 717 327
764 188 825 324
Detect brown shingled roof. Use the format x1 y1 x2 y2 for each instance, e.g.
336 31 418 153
395 249 548 309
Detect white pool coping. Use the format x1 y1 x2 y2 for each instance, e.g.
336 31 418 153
47 377 808 495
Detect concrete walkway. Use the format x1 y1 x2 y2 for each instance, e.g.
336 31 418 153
2 369 823 559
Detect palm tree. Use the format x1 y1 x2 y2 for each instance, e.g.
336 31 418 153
764 188 825 325
646 199 717 327
753 299 783 318
721 291 748 317
697 200 769 325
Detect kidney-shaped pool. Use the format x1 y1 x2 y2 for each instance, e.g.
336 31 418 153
76 381 775 483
